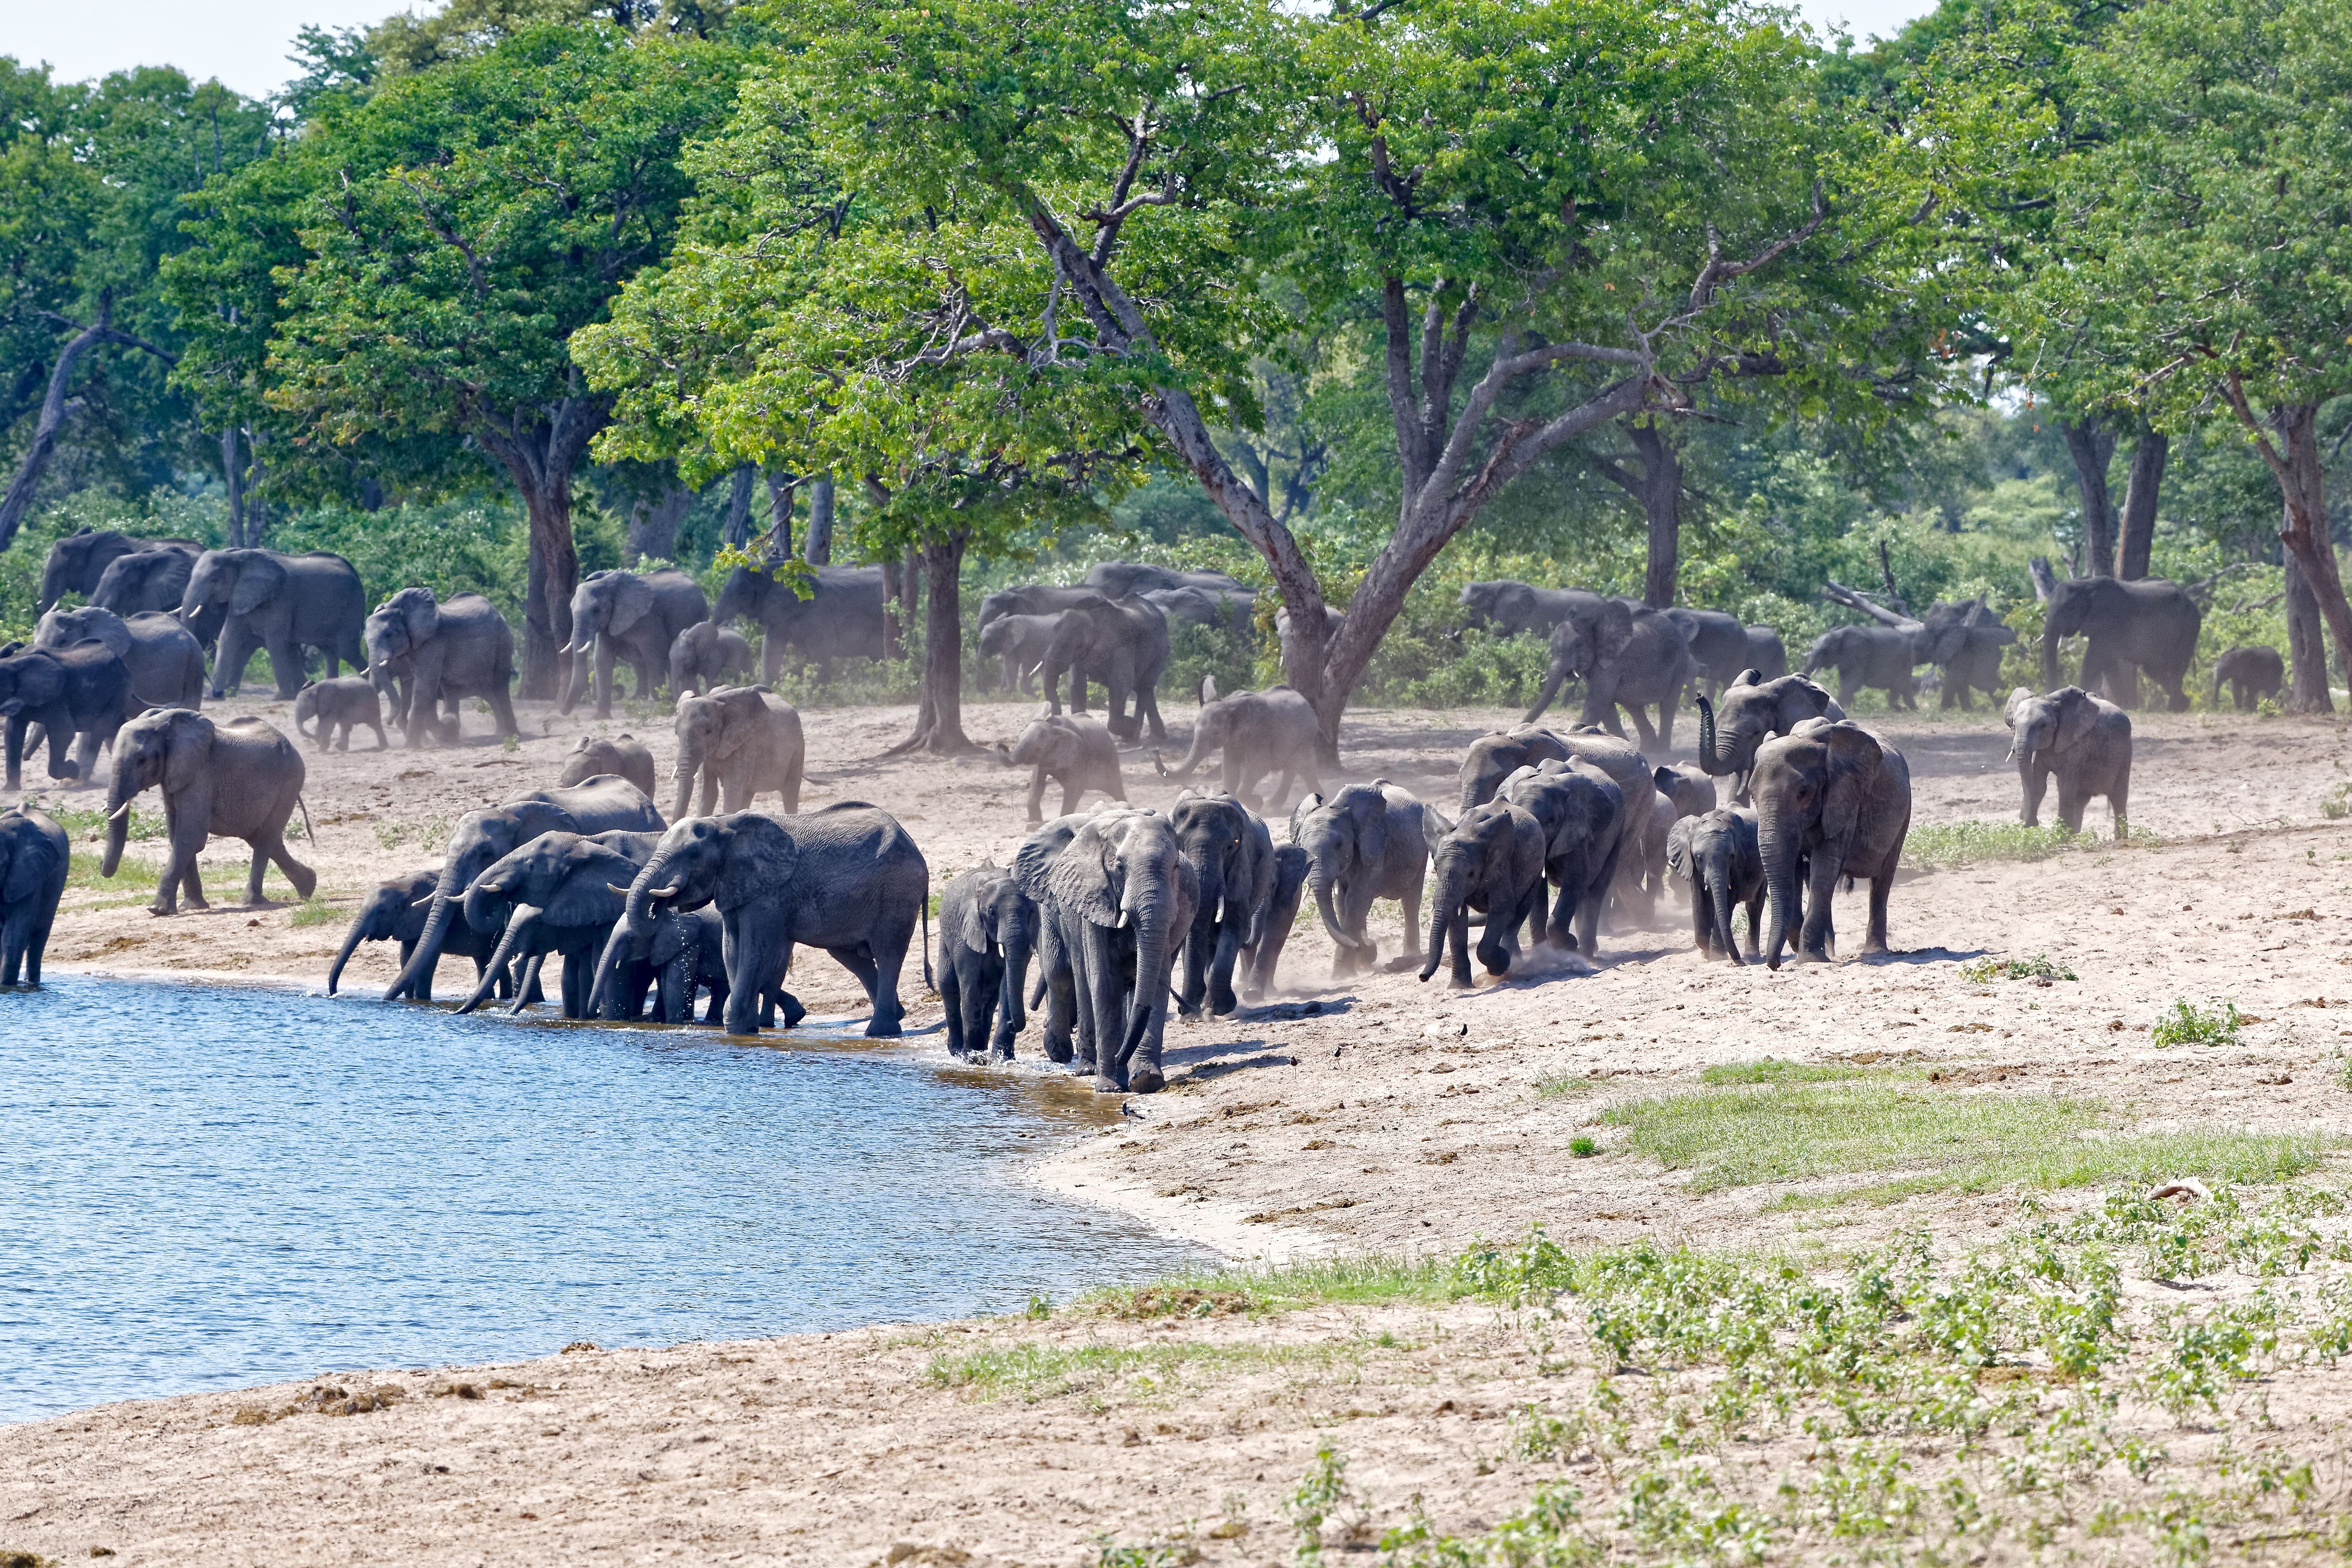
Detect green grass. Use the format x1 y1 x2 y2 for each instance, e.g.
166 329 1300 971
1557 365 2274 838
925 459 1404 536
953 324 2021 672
1901 817 2159 870
925 1339 1347 1403
1960 952 2078 982
1698 1056 1881 1086
66 851 154 890
2152 998 2244 1048
288 899 342 928
24 800 167 843
1534 1070 1607 1097
1082 1253 1455 1319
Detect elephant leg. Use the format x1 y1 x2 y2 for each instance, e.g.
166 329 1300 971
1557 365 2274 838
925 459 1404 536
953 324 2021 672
865 914 914 1037
2057 778 2088 835
520 955 547 1007
265 637 304 699
1028 767 1050 823
1744 890 1766 960
1139 685 1166 742
942 961 969 1057
2 716 21 790
155 816 209 915
263 832 317 902
1447 907 1473 989
720 913 763 1035
1081 925 1128 1093
1043 958 1078 1066
1208 920 1245 1017
1798 856 1840 961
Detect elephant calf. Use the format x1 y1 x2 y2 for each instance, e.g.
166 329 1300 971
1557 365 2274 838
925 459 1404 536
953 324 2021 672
327 867 509 999
1291 781 1430 977
294 677 389 752
938 862 1036 1060
2005 686 2132 840
1499 764 1624 958
589 903 729 1024
0 804 69 986
1154 686 1323 813
977 612 1066 695
558 733 659 800
1420 799 1548 989
1004 711 1125 824
2211 645 2284 711
669 620 754 695
1667 808 1764 963
102 709 315 915
1238 843 1309 1002
35 604 206 711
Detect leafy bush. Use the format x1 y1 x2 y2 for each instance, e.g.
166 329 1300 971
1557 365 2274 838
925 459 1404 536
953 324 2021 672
1961 953 2078 982
2151 999 2244 1048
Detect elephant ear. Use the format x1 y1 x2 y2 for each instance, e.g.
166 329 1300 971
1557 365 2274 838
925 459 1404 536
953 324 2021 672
1594 599 1637 666
1818 726 1885 849
162 710 216 794
1665 817 1694 881
2002 687 2035 730
605 573 658 637
1288 792 1324 846
545 845 632 929
1048 823 1125 928
1351 790 1388 865
2053 687 2102 750
958 887 995 954
228 551 286 617
1783 677 1836 728
401 591 439 645
1420 804 1457 855
714 818 799 910
711 689 766 759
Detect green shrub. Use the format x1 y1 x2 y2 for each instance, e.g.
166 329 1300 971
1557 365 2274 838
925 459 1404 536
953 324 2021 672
2151 999 2243 1049
1960 953 2078 983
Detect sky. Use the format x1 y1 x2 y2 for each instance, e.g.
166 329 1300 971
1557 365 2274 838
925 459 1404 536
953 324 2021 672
5 0 1940 98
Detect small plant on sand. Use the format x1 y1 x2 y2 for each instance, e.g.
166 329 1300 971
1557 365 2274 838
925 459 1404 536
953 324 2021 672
1092 1538 1198 1567
1569 1136 1598 1158
1961 953 2078 983
2152 999 2244 1049
1289 1443 1357 1564
289 900 340 928
2324 781 2352 820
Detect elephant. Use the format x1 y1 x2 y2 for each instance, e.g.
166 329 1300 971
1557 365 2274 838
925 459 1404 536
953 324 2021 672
1802 625 1921 710
1457 580 1583 638
35 605 205 710
100 709 315 915
671 686 805 818
1915 598 2018 712
711 563 887 684
1290 781 1431 977
455 830 657 1017
1524 596 1695 751
1419 799 1548 988
1667 807 1764 963
0 804 68 986
1152 686 1321 810
326 868 510 999
382 776 666 1002
1239 843 1310 1001
1664 607 1750 695
586 903 730 1024
1011 813 1093 1066
178 548 367 699
559 567 710 718
0 642 131 788
937 862 1037 1060
1027 807 1197 1092
1752 720 1911 967
1744 626 1789 681
1040 595 1169 741
2211 645 2284 711
2004 685 2132 839
1169 791 1276 1018
1085 561 1248 598
1498 763 1624 956
1003 710 1125 823
1654 763 1717 821
978 583 1103 633
557 734 658 799
363 588 519 746
293 677 389 752
94 546 225 650
1458 726 1574 814
40 528 195 613
978 612 1067 695
2041 574 2200 710
620 802 930 1038
668 620 754 696
1143 585 1255 632
1692 673 1843 800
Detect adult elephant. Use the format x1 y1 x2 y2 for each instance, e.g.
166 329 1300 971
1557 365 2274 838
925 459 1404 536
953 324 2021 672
671 685 805 818
1419 799 1547 988
1031 807 1196 1093
668 620 753 696
1457 580 1583 639
1458 726 1573 814
1752 720 1911 968
977 612 1066 694
382 777 665 1003
712 563 887 684
559 568 709 718
1664 607 1750 696
178 548 366 699
0 804 68 987
41 528 194 612
1040 595 1169 741
92 545 224 649
1693 674 1843 798
1524 596 1695 751
1085 561 1247 598
1290 782 1431 977
1744 626 1789 681
1915 598 2018 712
976 583 1101 635
1169 791 1275 1019
0 642 131 788
35 605 205 710
363 588 519 747
936 862 1037 1060
2041 575 2200 710
1143 586 1255 632
456 831 657 1018
327 868 508 1000
621 802 929 1038
101 709 314 915
1499 763 1624 957
1153 685 1320 810
1802 625 1921 710
2005 685 2132 839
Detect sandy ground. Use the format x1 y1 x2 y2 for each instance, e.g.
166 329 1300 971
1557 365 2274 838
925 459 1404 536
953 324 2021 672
6 686 2352 1563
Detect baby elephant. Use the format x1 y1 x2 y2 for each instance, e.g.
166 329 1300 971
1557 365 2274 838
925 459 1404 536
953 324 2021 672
2005 685 2132 839
669 620 754 695
326 867 510 1000
2210 645 2284 711
557 733 658 799
1667 808 1764 963
977 612 1065 694
1002 710 1125 824
294 676 389 751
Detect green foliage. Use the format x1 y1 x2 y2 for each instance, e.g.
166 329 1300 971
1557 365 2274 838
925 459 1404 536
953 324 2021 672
1960 953 2078 983
2151 1000 2244 1049
1905 820 2086 870
1699 1058 1876 1086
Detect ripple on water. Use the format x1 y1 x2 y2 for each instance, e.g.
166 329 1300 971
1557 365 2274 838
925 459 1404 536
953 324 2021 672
0 975 1192 1421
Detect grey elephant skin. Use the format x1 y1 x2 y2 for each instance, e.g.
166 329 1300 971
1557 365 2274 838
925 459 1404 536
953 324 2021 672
1654 763 1717 821
1143 585 1255 632
713 564 886 684
668 621 753 695
1041 596 1169 741
1803 625 1921 709
1022 808 1196 1092
558 734 658 799
2211 645 2284 711
93 547 226 650
1457 580 1583 638
1274 604 1345 670
1420 799 1547 988
1085 561 1247 598
671 686 805 818
1744 626 1789 681
327 867 508 999
937 862 1036 1059
1154 685 1322 810
560 568 709 718
1693 674 1842 798
1916 599 2017 711
364 588 519 746
589 903 728 1024
179 548 366 699
978 612 1066 694
294 677 388 751
2041 575 2200 710
1524 595 1694 750
1664 608 1749 695
1499 763 1624 957
384 777 666 1002
1291 782 1430 977
2005 685 2132 839
36 605 206 710
1752 720 1911 967
1667 807 1765 962
41 528 196 612
0 642 131 788
1011 813 1092 1066
1170 791 1276 1018
0 804 68 986
1474 728 1656 929
456 830 656 1017
1239 843 1309 1000
622 803 929 1038
102 709 316 915
1004 711 1125 823
978 583 1102 634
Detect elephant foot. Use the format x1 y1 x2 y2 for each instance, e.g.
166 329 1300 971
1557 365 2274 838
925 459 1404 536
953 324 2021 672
865 1017 903 1039
778 993 807 1028
1127 1062 1165 1094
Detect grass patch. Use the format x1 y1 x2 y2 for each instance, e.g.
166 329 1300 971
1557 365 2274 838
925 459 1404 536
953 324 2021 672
1698 1056 1881 1086
926 1339 1345 1403
288 899 342 928
2152 998 2244 1048
1960 952 2078 982
1084 1253 1454 1319
66 851 154 890
1534 1069 1607 1097
1902 818 2159 870
25 800 166 843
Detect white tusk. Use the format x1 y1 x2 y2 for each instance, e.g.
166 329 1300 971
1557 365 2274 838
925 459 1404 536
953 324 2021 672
108 801 133 821
645 884 681 899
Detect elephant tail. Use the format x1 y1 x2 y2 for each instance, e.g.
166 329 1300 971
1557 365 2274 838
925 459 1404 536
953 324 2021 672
296 794 315 845
921 898 936 993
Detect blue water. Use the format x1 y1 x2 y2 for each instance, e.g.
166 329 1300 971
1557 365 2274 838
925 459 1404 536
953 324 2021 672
0 976 1193 1423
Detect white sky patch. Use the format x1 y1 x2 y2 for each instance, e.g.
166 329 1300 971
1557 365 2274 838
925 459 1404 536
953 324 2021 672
5 0 401 97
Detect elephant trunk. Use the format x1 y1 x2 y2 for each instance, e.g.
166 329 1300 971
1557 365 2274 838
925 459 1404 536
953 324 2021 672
385 861 466 1001
587 917 646 1019
1120 898 1176 1083
1154 723 1216 782
1758 817 1802 971
1420 851 1469 982
623 845 685 935
995 899 1036 1049
1522 663 1567 725
1702 848 1744 966
1696 695 1724 775
327 907 378 995
462 873 512 936
557 644 591 715
1309 859 1362 950
458 905 539 1015
100 765 136 880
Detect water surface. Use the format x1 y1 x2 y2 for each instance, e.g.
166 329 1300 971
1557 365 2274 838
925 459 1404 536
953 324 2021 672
0 976 1191 1422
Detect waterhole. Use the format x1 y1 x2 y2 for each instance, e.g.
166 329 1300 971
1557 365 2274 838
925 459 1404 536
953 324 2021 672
0 976 1192 1421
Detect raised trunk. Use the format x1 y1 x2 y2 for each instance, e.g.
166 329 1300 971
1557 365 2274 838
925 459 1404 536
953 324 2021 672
1695 695 1722 775
2116 428 2167 581
2058 417 2120 578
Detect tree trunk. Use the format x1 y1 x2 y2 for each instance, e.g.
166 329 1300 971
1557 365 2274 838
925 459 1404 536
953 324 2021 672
518 478 580 700
805 474 834 565
2116 428 2168 581
886 532 972 755
721 463 755 549
243 432 269 549
2058 416 2120 578
1630 421 1681 609
881 556 902 652
0 296 177 552
764 472 795 559
2284 550 2329 713
221 429 246 549
2274 402 2344 714
625 476 693 564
